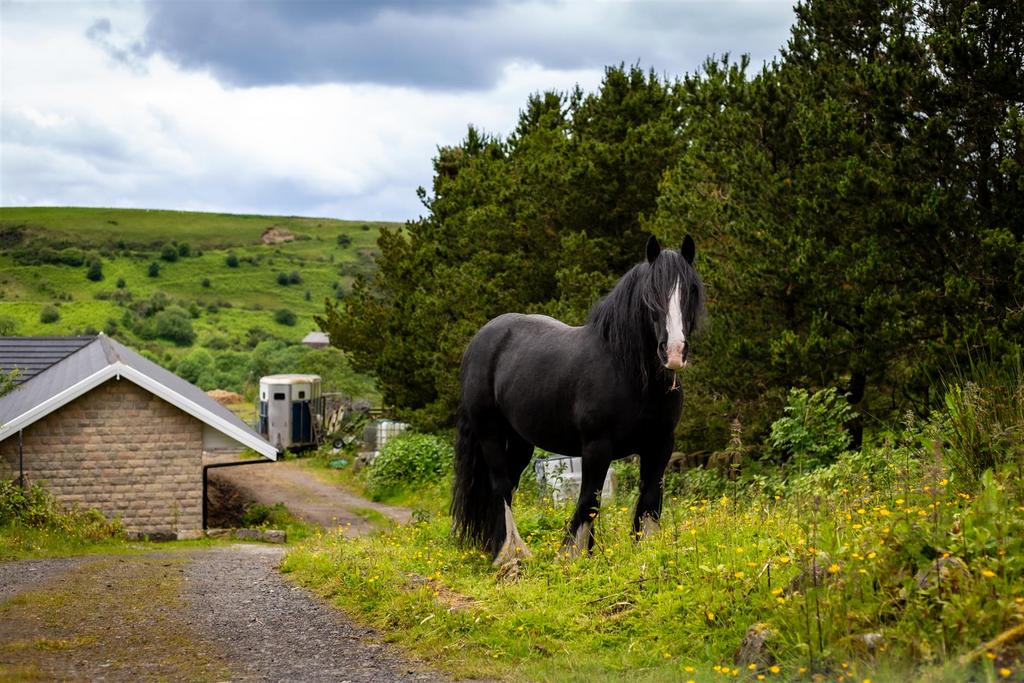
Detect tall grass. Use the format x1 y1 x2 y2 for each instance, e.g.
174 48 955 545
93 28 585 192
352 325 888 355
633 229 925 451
937 352 1024 488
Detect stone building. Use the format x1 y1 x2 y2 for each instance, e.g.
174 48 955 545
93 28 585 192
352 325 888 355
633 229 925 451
0 335 277 536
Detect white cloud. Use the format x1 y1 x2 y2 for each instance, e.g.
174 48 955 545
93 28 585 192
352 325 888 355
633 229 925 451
0 1 792 220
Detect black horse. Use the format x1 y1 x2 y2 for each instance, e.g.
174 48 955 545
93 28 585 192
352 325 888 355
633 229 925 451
451 235 705 565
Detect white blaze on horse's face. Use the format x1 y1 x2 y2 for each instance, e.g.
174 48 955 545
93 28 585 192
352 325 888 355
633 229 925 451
665 278 687 370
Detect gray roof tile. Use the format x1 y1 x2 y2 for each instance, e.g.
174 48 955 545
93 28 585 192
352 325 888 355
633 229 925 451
0 336 96 384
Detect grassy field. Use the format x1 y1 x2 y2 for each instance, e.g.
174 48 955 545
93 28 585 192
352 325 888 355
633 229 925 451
282 374 1024 683
0 206 388 342
0 206 369 248
0 206 390 401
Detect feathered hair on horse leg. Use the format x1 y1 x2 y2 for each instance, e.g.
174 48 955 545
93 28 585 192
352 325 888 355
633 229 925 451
450 407 503 553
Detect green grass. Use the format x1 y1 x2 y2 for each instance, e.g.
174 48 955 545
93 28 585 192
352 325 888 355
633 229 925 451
0 206 389 344
282 449 1024 682
0 206 388 400
0 206 388 249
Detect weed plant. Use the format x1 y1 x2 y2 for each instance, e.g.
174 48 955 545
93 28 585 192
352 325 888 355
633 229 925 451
0 481 126 559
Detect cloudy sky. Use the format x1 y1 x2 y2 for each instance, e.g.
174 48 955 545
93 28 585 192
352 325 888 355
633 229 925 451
1 1 796 222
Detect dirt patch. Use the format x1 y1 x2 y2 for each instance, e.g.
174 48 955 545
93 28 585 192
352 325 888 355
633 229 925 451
205 474 251 528
260 226 294 244
0 554 233 681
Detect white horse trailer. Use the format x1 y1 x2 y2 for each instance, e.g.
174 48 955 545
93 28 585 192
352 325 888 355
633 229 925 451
258 374 324 450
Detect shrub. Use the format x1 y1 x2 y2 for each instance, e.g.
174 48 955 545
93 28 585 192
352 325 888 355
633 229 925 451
768 387 853 471
147 262 160 277
116 276 126 289
274 308 297 326
176 348 215 384
177 242 191 257
0 315 16 335
225 252 239 268
366 433 453 500
39 305 60 324
288 270 302 285
160 244 178 262
276 272 289 286
0 480 122 541
336 234 352 248
203 335 230 350
201 277 211 288
153 306 196 346
86 259 103 281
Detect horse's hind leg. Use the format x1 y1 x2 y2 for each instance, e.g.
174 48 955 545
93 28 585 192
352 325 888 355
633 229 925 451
479 423 533 566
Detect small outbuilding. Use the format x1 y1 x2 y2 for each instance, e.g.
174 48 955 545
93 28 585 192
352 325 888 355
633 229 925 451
301 331 330 349
0 335 278 537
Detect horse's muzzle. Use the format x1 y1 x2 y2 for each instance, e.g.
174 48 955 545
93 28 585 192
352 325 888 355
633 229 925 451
665 340 688 370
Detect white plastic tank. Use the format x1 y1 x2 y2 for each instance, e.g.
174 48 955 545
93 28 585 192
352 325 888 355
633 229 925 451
258 374 322 450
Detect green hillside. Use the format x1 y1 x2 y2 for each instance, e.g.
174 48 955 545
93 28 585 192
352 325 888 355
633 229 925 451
0 206 392 402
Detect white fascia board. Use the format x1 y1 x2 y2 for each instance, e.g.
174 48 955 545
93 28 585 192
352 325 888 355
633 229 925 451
0 362 278 460
0 365 117 442
115 363 278 460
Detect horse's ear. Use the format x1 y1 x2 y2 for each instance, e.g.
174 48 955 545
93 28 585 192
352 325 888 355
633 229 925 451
646 235 661 263
680 234 695 265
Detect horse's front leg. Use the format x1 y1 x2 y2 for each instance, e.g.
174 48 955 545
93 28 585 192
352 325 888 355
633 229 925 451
633 444 672 539
562 439 612 558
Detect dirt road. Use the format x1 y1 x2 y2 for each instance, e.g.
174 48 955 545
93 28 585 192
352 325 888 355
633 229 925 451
209 458 411 533
0 545 446 681
0 462 449 682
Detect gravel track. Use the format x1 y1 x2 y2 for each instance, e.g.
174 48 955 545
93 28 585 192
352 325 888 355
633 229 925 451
183 544 446 682
0 555 89 602
209 459 411 533
0 463 451 681
0 545 450 682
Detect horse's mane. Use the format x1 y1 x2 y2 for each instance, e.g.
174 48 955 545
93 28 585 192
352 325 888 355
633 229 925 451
585 251 706 388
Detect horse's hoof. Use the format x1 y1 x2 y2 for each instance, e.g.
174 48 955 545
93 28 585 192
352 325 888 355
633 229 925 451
557 541 587 561
492 542 532 568
639 515 661 539
495 557 522 582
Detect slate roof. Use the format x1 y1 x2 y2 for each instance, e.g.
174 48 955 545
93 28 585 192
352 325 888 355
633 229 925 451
0 335 277 459
301 331 330 346
0 336 95 384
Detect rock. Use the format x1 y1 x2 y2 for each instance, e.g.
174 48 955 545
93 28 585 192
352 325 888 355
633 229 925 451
734 622 777 668
233 528 287 544
707 450 744 479
175 529 204 541
205 528 233 538
851 632 885 654
913 555 970 592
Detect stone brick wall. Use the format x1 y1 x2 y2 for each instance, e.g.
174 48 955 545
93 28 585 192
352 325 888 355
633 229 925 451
0 378 204 534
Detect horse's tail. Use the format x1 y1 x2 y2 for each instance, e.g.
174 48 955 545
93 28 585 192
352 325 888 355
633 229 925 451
450 407 501 553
